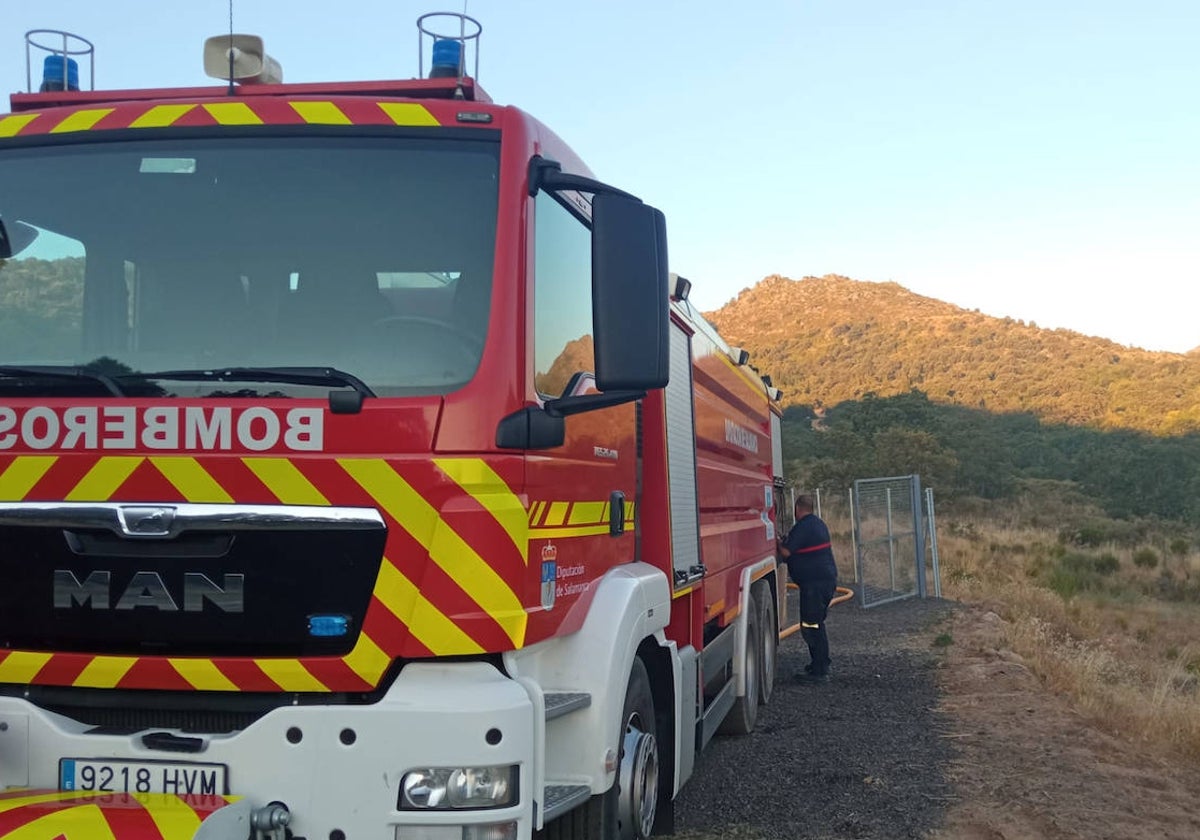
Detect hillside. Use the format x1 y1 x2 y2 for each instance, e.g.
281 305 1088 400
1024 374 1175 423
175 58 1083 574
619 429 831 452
707 274 1200 435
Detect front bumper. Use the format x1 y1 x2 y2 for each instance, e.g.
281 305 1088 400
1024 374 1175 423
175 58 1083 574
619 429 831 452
0 661 535 839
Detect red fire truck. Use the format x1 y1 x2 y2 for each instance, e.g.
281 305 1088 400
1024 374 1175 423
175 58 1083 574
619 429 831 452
0 16 788 840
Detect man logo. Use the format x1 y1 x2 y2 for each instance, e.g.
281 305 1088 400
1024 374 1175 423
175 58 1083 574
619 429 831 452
117 505 177 537
53 570 245 612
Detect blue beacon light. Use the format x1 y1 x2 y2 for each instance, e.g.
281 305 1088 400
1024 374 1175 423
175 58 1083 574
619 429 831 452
41 54 80 92
429 38 463 78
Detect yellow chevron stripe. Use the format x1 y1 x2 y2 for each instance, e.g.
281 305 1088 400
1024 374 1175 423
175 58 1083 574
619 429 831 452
139 794 206 839
377 102 440 126
0 651 51 683
435 458 528 564
255 659 328 692
1 803 118 840
65 457 143 501
340 459 527 647
527 501 543 525
342 632 391 684
544 502 569 526
130 104 197 128
74 655 136 688
0 456 56 500
0 791 90 813
291 101 352 124
376 559 484 655
244 458 329 505
0 114 40 137
49 108 113 133
626 501 636 522
568 501 606 526
529 525 610 540
169 658 238 692
151 456 234 503
203 102 263 125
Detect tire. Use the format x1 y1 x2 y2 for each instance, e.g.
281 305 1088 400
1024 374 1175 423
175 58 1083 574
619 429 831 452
543 657 659 840
718 591 759 735
758 581 778 706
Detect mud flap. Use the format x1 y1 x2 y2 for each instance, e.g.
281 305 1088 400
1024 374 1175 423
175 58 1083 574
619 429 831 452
0 790 242 838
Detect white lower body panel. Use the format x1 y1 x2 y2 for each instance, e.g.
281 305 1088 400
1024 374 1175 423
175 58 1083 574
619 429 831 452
0 661 535 839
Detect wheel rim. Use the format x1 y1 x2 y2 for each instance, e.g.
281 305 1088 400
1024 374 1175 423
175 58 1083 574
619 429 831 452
617 714 658 840
761 599 776 701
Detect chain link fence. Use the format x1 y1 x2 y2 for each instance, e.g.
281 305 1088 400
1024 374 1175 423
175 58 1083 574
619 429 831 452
850 475 929 608
782 479 941 609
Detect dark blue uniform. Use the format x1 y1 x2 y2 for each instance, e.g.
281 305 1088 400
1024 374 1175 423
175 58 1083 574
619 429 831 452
781 513 838 676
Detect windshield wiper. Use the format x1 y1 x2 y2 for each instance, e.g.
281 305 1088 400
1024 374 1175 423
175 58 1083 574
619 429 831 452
0 365 125 397
122 367 375 414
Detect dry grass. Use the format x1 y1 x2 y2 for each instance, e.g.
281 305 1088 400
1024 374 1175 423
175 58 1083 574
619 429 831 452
935 515 1200 762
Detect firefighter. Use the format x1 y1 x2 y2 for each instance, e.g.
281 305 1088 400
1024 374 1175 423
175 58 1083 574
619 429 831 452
776 494 838 683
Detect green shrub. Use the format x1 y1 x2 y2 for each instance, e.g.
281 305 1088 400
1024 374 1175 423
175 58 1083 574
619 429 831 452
1061 519 1143 548
1169 538 1190 557
1044 551 1122 598
932 633 954 648
1093 553 1119 575
1046 566 1084 599
1060 553 1095 574
1132 548 1159 569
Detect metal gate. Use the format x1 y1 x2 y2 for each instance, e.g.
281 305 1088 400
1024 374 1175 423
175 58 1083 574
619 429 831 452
849 475 927 608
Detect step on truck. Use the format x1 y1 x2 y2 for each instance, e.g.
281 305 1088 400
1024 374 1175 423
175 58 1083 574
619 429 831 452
0 16 790 840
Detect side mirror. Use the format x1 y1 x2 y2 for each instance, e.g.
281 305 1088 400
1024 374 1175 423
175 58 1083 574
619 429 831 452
591 193 669 392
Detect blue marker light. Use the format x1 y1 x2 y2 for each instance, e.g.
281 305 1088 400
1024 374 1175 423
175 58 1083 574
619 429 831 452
430 38 463 78
41 55 80 92
308 614 350 638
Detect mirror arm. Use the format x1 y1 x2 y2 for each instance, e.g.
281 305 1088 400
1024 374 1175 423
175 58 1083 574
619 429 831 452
544 390 645 418
528 155 638 201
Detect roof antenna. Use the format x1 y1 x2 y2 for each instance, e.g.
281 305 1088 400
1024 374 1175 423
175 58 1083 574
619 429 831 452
226 0 235 95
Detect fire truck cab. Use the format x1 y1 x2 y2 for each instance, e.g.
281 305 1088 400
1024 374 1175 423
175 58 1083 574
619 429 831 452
0 17 789 840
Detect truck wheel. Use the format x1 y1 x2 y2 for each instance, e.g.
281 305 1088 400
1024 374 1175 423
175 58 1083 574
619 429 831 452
542 657 659 840
718 592 759 735
758 582 778 706
612 657 659 840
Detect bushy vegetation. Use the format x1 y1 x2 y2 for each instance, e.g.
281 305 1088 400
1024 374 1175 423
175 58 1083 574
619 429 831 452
930 513 1200 761
777 389 1200 524
709 274 1200 436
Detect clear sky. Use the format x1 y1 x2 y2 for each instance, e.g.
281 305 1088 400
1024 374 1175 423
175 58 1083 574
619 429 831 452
6 1 1199 352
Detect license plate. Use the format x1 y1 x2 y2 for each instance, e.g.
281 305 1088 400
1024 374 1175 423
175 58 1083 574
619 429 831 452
60 758 227 795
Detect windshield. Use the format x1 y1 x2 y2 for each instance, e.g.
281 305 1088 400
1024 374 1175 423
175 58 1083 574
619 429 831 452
0 134 498 397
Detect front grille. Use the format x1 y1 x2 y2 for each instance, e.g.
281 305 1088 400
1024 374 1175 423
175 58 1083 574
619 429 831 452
68 707 264 734
0 520 386 658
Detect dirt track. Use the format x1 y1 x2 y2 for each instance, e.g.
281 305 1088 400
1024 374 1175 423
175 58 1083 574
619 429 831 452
675 597 955 840
672 598 1200 840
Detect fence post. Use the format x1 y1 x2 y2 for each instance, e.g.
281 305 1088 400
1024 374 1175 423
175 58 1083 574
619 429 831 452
885 488 896 593
849 484 863 604
911 474 926 598
925 486 941 598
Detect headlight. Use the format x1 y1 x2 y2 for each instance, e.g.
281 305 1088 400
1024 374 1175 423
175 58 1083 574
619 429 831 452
399 765 518 810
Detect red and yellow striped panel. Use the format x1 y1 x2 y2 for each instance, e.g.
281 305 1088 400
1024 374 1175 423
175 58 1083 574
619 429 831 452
528 498 636 540
0 790 238 839
0 99 441 139
0 454 527 693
